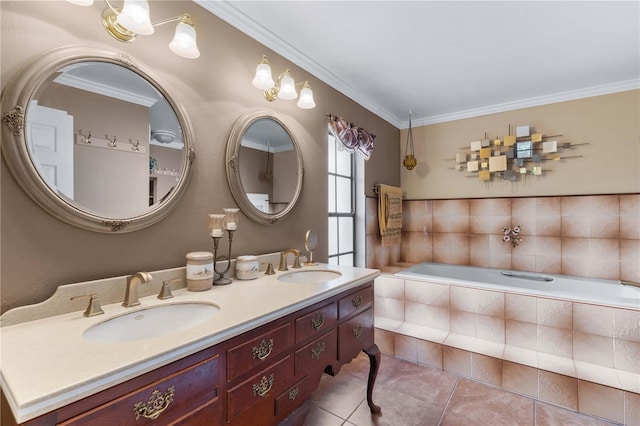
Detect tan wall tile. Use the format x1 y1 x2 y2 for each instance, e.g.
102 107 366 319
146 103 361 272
573 332 614 368
394 334 418 362
537 298 573 329
405 280 449 307
539 370 578 410
538 325 573 358
417 339 443 369
578 380 625 424
625 391 640 426
620 194 640 240
614 339 640 374
471 353 503 386
374 328 395 355
614 309 640 342
443 346 471 376
506 320 537 350
506 294 537 323
502 361 538 398
573 303 614 337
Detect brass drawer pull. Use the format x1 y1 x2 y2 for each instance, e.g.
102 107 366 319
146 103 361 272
252 373 274 398
252 338 274 360
289 387 299 400
352 295 363 308
311 341 326 360
352 325 363 338
133 386 175 420
311 313 326 331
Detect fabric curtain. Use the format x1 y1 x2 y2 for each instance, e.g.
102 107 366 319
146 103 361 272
327 114 375 160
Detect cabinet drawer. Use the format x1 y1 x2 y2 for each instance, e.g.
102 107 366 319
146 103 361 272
338 308 373 362
338 286 373 319
295 302 337 343
226 355 293 423
295 329 337 377
274 376 311 419
61 354 221 426
227 322 292 381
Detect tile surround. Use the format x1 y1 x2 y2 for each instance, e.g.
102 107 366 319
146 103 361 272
366 193 640 283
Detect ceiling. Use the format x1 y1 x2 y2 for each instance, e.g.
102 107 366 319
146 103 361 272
198 1 639 129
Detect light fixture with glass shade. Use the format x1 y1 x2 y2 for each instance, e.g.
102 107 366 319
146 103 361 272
252 55 316 109
66 0 200 59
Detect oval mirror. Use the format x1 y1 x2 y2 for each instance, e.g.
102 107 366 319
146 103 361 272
226 110 303 225
1 46 195 233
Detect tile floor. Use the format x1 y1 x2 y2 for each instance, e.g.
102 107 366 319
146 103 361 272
304 353 620 426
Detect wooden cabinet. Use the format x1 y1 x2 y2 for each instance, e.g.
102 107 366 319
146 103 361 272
6 282 379 426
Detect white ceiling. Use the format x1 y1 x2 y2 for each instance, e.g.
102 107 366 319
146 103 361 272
198 1 639 129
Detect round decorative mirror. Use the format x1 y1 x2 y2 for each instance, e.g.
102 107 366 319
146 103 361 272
1 46 195 233
226 110 303 225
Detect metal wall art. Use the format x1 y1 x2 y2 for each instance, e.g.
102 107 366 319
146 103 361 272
447 125 587 182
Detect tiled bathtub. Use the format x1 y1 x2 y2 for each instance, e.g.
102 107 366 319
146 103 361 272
374 269 640 425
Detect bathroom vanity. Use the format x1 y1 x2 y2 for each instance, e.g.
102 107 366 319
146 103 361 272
0 264 380 425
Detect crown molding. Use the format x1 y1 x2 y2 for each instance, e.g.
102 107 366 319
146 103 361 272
53 74 157 108
404 79 640 129
197 1 639 130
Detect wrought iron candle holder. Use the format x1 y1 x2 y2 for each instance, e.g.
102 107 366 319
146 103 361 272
208 209 239 285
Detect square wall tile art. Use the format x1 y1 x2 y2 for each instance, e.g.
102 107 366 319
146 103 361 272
448 125 588 183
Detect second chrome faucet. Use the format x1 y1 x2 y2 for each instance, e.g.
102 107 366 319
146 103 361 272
123 272 153 307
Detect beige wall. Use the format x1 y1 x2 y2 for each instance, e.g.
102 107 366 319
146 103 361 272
401 90 640 199
0 1 400 312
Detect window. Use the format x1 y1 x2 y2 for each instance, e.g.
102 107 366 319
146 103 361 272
328 132 355 266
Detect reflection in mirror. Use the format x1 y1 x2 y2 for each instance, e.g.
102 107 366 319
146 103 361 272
226 110 303 225
1 46 195 232
304 229 319 266
28 61 184 218
240 118 296 215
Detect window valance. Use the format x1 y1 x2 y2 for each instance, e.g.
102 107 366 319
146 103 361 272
327 113 375 160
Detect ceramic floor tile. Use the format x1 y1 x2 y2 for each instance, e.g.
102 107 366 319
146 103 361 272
372 356 457 406
534 401 618 425
303 404 347 426
440 378 535 425
310 371 368 419
346 384 445 426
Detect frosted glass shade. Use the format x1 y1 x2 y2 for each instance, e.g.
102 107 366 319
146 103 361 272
297 83 316 109
117 0 154 35
277 72 297 100
169 22 200 59
252 61 274 90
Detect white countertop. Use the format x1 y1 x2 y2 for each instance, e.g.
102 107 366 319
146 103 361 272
0 264 379 423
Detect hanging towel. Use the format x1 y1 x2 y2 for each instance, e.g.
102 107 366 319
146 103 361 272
377 184 403 247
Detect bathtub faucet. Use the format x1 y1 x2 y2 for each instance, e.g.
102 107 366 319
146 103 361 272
620 280 640 288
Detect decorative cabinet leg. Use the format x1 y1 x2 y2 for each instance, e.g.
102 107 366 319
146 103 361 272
363 344 381 414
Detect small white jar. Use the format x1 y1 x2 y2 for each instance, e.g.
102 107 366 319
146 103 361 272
236 255 259 280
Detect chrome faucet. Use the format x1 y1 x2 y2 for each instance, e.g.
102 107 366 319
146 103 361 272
123 272 153 307
279 249 301 271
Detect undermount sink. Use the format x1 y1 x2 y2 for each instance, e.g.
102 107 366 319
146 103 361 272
277 269 342 284
83 302 220 344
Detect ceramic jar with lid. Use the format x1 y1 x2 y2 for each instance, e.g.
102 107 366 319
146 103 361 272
235 255 259 280
186 251 214 291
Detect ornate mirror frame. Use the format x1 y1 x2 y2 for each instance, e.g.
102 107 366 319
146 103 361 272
1 46 196 233
226 110 304 225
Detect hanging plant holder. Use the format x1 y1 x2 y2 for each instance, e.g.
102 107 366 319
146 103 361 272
403 110 417 170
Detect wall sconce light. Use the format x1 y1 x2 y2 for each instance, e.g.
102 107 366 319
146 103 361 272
252 55 316 109
66 0 200 59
